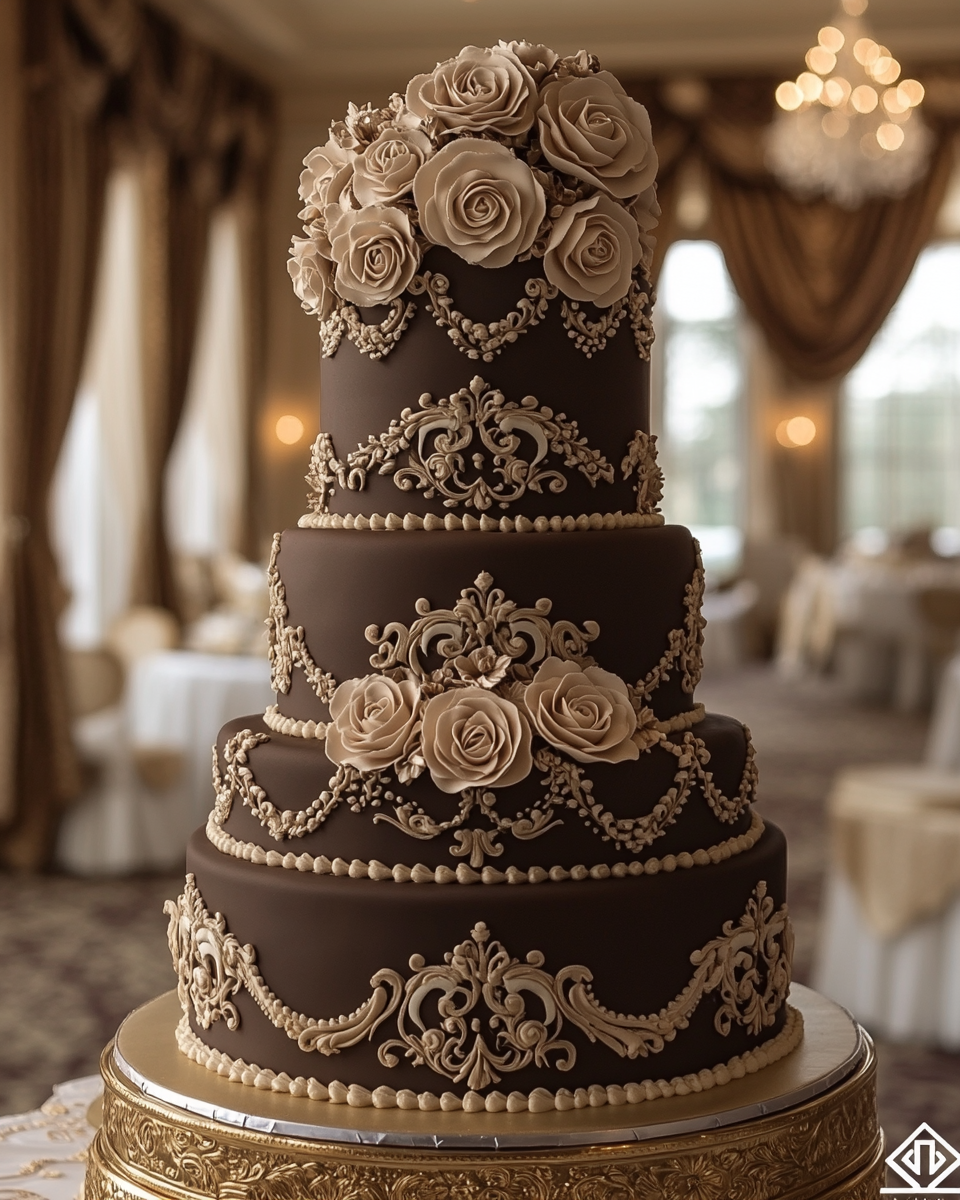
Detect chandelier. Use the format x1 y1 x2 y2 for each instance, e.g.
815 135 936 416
765 0 931 208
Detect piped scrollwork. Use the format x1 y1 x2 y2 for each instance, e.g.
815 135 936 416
169 877 792 1093
303 375 615 515
166 874 403 1053
267 532 337 703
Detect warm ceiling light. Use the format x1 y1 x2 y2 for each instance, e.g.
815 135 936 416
776 81 804 111
797 72 824 102
877 122 905 150
851 85 878 113
882 86 909 114
776 416 818 448
853 37 879 66
806 46 836 75
275 414 305 445
818 26 845 53
766 0 930 206
871 56 901 86
822 77 850 107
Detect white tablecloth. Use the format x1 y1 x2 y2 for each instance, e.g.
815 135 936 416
0 1075 101 1200
127 650 274 832
779 558 960 709
57 652 273 874
815 871 960 1048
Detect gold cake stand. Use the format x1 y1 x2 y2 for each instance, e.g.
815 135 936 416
84 985 883 1199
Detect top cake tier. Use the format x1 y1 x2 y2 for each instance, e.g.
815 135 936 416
311 247 655 525
287 42 661 528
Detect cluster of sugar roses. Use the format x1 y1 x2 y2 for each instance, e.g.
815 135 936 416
288 41 659 320
325 649 659 795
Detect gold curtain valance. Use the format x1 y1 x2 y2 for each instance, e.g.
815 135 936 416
628 73 960 382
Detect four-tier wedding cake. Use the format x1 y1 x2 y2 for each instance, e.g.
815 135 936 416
164 40 800 1117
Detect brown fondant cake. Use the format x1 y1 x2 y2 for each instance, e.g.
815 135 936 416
165 41 799 1115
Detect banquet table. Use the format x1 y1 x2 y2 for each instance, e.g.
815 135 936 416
127 650 274 833
814 764 960 1047
779 556 960 709
57 651 273 875
0 1076 101 1200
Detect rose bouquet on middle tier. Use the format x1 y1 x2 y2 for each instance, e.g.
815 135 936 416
325 646 663 797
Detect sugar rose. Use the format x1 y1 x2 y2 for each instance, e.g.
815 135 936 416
544 193 641 307
287 235 336 320
629 184 661 271
538 72 658 199
325 675 421 773
327 205 420 306
496 39 558 84
421 690 533 793
414 138 545 268
299 139 357 220
353 128 434 206
406 44 538 137
524 657 639 764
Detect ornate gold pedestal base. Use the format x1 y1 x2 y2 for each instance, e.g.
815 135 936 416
85 987 883 1199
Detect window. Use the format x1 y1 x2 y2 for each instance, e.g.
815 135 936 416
842 242 960 546
165 207 247 557
654 240 746 575
52 169 147 648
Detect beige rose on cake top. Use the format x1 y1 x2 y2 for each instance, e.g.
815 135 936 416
290 43 660 316
421 689 533 793
287 234 337 320
325 674 423 779
537 71 658 199
353 128 434 206
524 657 639 764
327 205 421 306
406 44 539 137
414 138 545 269
298 139 356 222
544 193 641 307
630 184 662 272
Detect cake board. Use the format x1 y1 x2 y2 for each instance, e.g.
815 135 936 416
84 984 883 1199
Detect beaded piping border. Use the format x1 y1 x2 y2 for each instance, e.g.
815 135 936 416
204 807 764 886
297 510 665 532
175 1003 802 1114
260 700 705 743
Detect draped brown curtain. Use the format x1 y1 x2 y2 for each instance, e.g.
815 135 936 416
0 0 272 868
0 3 109 866
708 138 954 382
631 75 960 381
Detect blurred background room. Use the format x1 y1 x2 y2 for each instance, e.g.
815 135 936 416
1 0 960 1154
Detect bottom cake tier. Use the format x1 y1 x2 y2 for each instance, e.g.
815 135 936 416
167 823 798 1112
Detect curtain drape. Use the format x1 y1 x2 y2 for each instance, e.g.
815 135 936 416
0 0 272 868
708 141 955 381
632 75 960 382
0 2 109 866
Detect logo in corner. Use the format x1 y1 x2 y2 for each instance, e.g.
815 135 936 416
882 1124 960 1194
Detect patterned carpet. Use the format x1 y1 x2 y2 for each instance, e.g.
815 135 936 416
0 664 958 1153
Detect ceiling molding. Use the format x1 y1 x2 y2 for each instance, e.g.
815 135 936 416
147 0 960 91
